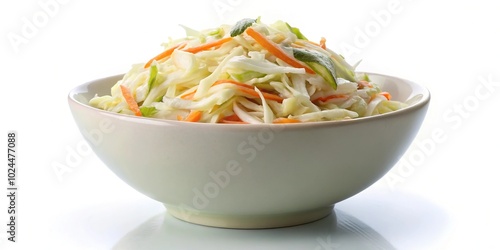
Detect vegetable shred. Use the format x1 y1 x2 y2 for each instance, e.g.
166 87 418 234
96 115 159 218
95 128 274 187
89 18 407 124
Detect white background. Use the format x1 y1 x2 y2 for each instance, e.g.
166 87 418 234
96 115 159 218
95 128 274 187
1 0 499 249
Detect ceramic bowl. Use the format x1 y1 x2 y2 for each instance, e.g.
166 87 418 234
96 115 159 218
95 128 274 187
68 72 430 228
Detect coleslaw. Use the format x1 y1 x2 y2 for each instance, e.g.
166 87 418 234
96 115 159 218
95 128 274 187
89 18 407 124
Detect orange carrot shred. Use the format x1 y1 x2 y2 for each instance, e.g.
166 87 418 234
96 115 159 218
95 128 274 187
183 37 233 54
312 94 349 103
319 37 326 49
221 114 242 121
237 87 284 103
380 92 392 100
184 110 202 122
219 113 248 124
120 85 142 116
245 27 315 74
215 79 283 102
184 79 282 103
357 80 373 89
370 92 392 102
180 91 196 100
273 118 301 124
144 42 186 68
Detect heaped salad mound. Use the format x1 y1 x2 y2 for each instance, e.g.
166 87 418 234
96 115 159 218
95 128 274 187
89 18 407 124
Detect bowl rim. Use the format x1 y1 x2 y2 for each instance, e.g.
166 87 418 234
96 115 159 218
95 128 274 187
68 72 430 130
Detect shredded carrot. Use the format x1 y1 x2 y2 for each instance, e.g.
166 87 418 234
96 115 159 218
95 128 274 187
183 37 233 54
120 85 142 116
180 91 196 100
245 27 315 74
319 37 326 49
177 110 202 122
357 80 373 89
237 86 284 103
380 92 392 100
273 118 301 124
221 113 242 121
184 110 202 122
144 42 186 68
304 40 322 48
312 94 349 103
370 92 392 102
183 79 282 103
219 113 248 124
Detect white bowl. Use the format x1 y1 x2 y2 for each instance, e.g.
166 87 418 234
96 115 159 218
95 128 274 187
68 72 430 229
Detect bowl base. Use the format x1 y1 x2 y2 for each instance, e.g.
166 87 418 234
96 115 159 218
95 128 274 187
165 205 333 229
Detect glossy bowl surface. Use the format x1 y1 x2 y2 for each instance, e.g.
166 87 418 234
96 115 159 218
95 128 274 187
68 72 430 228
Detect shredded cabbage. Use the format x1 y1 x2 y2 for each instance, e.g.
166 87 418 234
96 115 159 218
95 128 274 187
89 18 407 123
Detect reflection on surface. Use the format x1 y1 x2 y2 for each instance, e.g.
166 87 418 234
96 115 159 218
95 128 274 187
113 208 395 250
